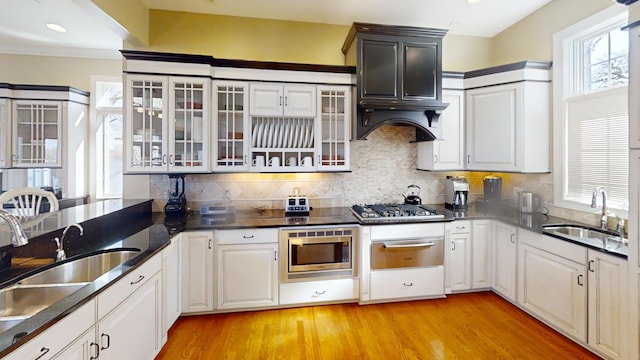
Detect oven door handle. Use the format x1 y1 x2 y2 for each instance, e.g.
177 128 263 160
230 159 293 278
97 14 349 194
383 241 436 248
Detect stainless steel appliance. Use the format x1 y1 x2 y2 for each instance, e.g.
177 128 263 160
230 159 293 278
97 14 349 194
444 176 469 209
280 226 357 282
350 204 444 223
519 191 541 213
371 237 444 269
483 176 502 202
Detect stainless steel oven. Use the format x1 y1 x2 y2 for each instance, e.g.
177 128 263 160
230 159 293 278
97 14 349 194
280 226 357 282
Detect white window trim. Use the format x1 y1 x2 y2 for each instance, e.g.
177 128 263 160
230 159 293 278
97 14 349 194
90 75 123 200
552 4 628 216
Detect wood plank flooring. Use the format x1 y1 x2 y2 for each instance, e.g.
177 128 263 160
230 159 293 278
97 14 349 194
156 292 601 360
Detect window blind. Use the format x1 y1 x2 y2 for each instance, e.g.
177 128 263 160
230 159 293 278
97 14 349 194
565 86 628 209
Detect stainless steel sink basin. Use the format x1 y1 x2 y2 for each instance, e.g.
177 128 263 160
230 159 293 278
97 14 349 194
542 224 628 255
17 249 140 285
0 284 86 317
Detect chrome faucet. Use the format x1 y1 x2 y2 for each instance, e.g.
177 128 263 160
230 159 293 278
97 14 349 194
0 209 29 247
591 187 608 230
53 223 84 262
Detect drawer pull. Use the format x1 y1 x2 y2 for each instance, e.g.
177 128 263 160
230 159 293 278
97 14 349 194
101 333 111 350
90 342 100 359
313 290 326 296
243 235 255 239
577 274 584 286
35 347 50 360
588 259 595 272
403 282 414 287
383 241 435 249
130 275 145 285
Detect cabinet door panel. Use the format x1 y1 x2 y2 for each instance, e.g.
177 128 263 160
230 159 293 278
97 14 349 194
493 223 517 301
361 40 398 99
181 231 214 313
519 244 587 341
217 243 278 309
98 272 162 360
249 84 283 116
467 85 518 170
472 220 492 289
447 232 471 292
403 43 437 99
284 86 316 117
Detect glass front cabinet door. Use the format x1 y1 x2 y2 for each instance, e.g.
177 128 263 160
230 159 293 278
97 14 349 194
125 75 210 173
317 86 350 171
169 78 210 172
12 100 62 167
213 81 249 172
126 76 167 173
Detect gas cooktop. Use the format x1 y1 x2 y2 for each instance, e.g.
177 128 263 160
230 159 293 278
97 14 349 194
350 203 445 223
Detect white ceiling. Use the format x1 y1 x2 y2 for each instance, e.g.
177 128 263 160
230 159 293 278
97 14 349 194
0 0 552 59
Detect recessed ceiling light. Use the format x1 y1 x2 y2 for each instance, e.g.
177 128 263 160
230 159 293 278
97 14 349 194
46 23 67 33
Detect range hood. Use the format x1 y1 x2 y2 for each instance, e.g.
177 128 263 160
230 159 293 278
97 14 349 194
342 23 449 141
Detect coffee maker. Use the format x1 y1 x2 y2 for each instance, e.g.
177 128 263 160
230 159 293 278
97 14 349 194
164 174 187 215
445 176 469 209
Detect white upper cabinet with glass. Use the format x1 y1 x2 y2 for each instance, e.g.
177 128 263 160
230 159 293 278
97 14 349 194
124 75 210 173
0 84 89 170
213 81 249 171
317 86 350 170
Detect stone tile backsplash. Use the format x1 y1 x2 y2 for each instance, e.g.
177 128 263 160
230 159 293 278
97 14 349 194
148 125 601 226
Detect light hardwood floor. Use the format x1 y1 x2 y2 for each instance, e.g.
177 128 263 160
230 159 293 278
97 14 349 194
156 292 601 360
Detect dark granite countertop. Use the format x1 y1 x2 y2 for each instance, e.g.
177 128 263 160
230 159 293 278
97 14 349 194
0 200 172 358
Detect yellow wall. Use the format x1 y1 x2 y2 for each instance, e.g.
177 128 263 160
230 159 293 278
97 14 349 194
142 10 494 71
91 0 149 46
492 0 614 64
0 54 121 91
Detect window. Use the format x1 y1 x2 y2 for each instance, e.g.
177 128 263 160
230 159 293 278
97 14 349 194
553 5 629 213
92 79 123 199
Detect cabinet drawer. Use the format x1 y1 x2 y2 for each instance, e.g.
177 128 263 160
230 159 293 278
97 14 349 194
370 266 444 300
217 228 278 245
98 254 162 319
447 220 471 234
279 278 359 305
6 299 95 360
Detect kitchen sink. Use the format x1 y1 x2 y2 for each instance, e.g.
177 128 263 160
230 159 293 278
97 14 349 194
17 249 141 286
0 284 86 318
542 224 628 256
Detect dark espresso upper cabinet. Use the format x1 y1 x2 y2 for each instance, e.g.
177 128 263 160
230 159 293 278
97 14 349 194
342 23 448 140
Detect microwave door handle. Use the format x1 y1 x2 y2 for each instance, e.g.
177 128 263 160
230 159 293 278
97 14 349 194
383 241 436 248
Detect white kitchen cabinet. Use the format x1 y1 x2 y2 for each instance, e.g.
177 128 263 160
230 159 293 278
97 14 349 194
587 250 628 359
162 236 181 343
317 86 350 171
3 299 96 360
370 267 444 301
518 235 587 342
12 100 62 167
216 228 278 310
216 243 279 309
472 219 492 289
213 81 250 171
445 221 471 293
493 222 517 301
249 84 316 117
181 231 214 313
465 69 550 173
519 242 587 341
125 75 210 173
52 327 97 360
97 271 162 360
0 96 9 168
279 278 359 305
417 89 465 171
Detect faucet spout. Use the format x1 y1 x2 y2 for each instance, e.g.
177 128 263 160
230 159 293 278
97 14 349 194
54 223 84 261
0 209 29 247
591 187 608 230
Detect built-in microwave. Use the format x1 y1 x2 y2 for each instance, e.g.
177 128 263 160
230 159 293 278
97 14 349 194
280 226 357 282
